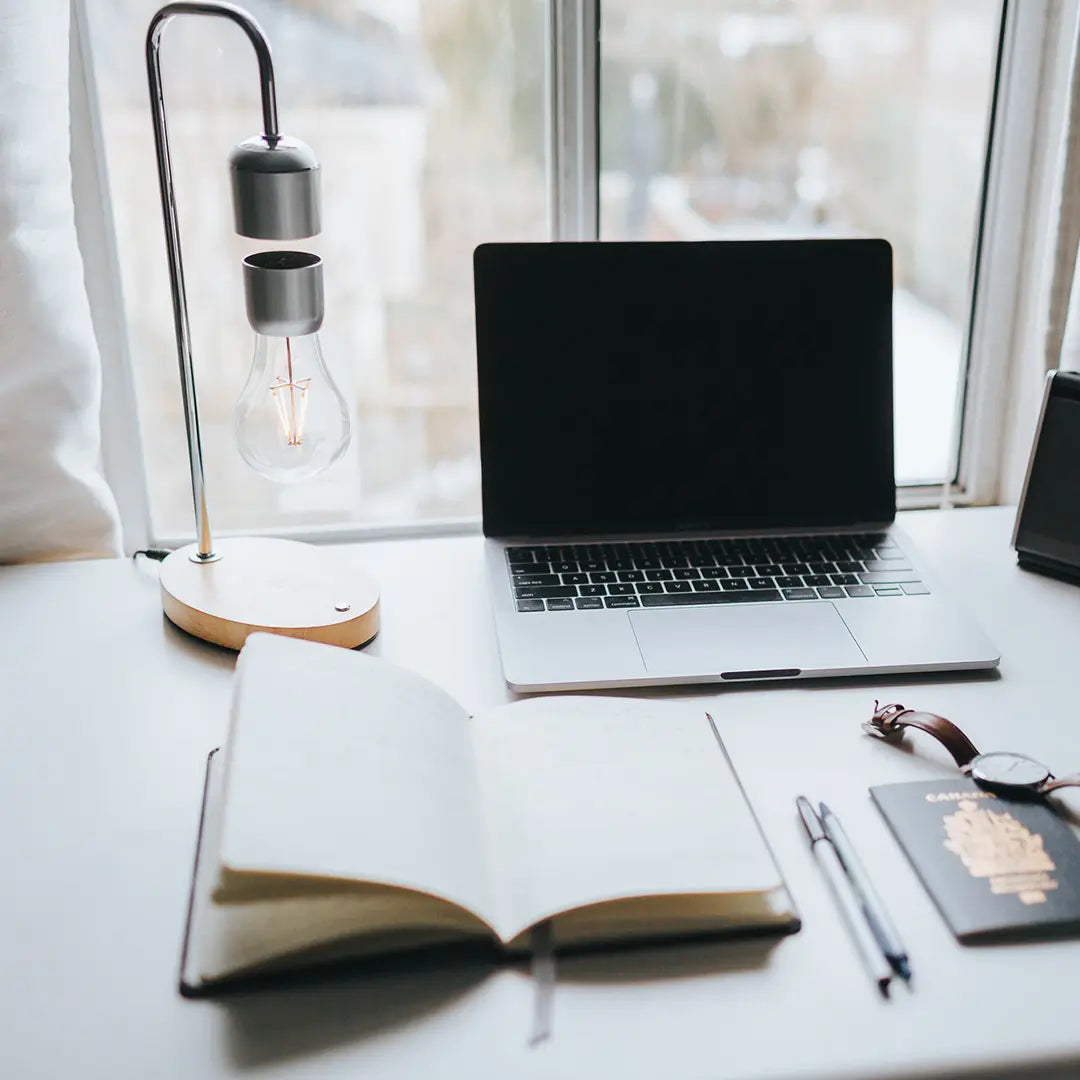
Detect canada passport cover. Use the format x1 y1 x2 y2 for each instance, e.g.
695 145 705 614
871 778 1080 942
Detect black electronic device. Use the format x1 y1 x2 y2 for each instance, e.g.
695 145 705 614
474 239 895 539
1013 370 1080 583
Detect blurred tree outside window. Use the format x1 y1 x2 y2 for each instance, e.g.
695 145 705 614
600 0 1001 484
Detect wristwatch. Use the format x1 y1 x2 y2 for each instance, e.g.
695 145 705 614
862 702 1080 796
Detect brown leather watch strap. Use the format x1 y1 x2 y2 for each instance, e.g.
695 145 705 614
1042 774 1080 793
863 702 982 768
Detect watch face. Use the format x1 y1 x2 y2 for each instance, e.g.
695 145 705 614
970 751 1051 789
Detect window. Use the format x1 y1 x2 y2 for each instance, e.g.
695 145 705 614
599 0 1002 485
82 1 1043 544
85 0 548 537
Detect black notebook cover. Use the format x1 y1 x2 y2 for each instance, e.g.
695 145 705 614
871 778 1080 942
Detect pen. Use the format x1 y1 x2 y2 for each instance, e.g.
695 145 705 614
796 795 892 996
819 801 911 982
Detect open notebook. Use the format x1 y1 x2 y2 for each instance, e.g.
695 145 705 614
180 634 798 995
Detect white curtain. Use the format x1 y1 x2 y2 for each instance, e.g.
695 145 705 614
0 1 122 562
996 3 1080 503
1050 20 1080 377
1058 263 1080 373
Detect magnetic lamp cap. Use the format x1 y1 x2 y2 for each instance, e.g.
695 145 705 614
228 135 321 240
243 251 324 337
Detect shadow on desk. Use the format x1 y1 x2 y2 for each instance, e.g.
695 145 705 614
216 934 781 1068
219 947 498 1069
554 931 780 985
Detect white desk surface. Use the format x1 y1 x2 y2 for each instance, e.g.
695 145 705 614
3 506 1080 1080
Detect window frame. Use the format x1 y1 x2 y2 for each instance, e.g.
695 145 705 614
77 0 1068 551
74 0 153 553
931 0 1078 511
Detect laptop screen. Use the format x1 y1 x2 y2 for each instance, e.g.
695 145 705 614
475 239 895 538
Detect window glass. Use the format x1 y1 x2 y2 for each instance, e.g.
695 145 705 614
600 0 1002 485
87 0 548 535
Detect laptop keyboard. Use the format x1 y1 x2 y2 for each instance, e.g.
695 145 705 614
508 534 930 612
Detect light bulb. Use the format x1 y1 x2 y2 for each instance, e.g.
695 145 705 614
234 331 350 482
235 250 350 483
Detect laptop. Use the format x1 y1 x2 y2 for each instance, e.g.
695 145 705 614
474 239 999 692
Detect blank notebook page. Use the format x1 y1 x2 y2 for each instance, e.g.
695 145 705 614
471 696 785 941
216 635 497 920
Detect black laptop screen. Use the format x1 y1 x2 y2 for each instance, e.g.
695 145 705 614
475 240 895 538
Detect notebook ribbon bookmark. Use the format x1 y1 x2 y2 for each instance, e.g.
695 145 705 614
529 919 555 1046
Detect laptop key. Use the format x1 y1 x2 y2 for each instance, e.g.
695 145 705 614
775 576 804 589
844 585 874 598
507 547 536 564
783 588 818 601
694 579 720 591
901 581 931 595
645 569 673 581
863 559 912 573
546 598 575 611
512 574 562 588
721 579 749 591
590 571 616 583
516 599 545 612
700 566 728 579
608 583 637 595
514 585 578 600
579 584 606 596
618 570 645 582
665 581 693 593
859 570 920 585
563 573 589 585
512 562 550 576
551 561 578 574
575 597 604 610
580 560 606 573
747 578 774 589
640 589 782 607
637 582 664 594
729 566 755 577
605 596 641 608
673 568 700 579
816 586 846 599
831 573 859 586
804 574 831 587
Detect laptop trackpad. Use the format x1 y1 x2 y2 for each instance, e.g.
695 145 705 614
629 602 865 677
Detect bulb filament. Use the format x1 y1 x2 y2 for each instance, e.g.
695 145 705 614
269 337 310 446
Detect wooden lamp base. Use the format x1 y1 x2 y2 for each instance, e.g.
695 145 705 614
159 536 380 651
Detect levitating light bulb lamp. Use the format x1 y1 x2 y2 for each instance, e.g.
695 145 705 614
236 250 351 481
147 1 379 650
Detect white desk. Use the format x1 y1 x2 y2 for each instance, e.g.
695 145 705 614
3 506 1080 1080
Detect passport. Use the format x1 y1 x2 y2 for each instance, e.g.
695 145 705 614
871 778 1080 942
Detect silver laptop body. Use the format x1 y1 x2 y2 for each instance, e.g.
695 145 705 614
474 240 998 693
